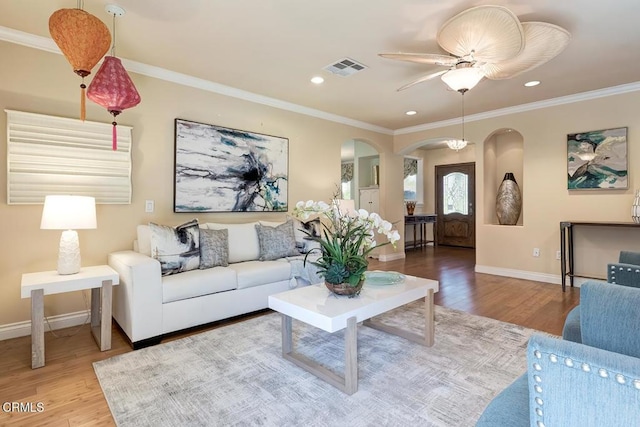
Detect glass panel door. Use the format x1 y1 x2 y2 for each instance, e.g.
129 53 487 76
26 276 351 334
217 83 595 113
443 172 468 215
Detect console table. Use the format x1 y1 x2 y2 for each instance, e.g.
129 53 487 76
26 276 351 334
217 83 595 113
405 214 437 250
560 221 640 292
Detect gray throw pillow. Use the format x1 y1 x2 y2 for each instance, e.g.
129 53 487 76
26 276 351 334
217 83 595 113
199 228 229 269
149 219 200 276
255 220 300 261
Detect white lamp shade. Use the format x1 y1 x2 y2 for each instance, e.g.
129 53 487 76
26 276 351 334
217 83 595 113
41 195 97 230
441 67 485 92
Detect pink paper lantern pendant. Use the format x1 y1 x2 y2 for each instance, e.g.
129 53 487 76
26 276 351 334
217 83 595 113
87 56 141 150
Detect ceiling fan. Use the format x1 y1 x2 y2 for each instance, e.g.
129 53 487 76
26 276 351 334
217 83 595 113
379 5 571 92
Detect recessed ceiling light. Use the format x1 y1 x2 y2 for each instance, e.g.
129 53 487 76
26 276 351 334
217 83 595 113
311 76 324 84
405 110 417 116
524 80 540 87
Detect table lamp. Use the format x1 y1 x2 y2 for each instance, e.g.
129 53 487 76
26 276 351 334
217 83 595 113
40 195 97 275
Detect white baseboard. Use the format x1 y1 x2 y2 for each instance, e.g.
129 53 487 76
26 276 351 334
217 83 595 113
475 265 562 285
378 252 406 262
0 310 90 341
474 265 598 289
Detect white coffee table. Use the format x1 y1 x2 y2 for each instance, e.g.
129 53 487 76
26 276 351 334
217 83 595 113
268 274 439 394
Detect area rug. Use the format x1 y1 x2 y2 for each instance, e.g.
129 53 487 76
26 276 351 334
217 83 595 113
94 303 543 426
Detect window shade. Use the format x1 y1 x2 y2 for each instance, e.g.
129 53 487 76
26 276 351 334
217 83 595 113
6 109 132 204
341 162 354 183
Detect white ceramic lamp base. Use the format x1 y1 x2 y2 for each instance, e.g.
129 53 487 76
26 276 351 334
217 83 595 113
57 229 81 275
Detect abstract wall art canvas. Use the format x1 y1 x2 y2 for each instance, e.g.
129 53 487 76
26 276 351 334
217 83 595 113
567 127 628 189
174 119 289 212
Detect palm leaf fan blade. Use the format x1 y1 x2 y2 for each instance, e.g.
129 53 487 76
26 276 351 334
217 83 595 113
437 5 525 62
483 22 571 80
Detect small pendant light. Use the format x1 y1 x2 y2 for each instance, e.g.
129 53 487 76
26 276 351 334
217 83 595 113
87 4 141 150
49 0 111 121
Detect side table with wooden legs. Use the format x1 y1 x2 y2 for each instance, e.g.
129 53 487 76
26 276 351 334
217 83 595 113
20 265 119 369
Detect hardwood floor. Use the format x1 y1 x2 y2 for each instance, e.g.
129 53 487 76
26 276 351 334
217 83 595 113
0 247 580 426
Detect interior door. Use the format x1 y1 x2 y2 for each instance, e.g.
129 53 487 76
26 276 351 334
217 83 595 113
435 162 475 248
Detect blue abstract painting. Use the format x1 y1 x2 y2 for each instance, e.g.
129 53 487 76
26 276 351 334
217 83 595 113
174 119 288 212
567 127 627 189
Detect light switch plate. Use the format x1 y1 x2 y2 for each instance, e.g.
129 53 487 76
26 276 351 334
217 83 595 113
145 200 154 213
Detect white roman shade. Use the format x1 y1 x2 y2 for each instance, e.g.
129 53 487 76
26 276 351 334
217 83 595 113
6 109 132 204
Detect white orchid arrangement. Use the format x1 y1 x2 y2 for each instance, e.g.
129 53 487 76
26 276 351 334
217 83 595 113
292 199 400 287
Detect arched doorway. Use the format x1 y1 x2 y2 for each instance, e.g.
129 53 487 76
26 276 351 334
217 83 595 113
341 139 380 212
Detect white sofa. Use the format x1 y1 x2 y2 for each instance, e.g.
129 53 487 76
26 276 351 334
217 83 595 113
108 220 321 348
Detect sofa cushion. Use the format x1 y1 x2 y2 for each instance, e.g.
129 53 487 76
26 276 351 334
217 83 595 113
255 221 300 261
205 222 259 263
162 267 237 303
199 228 229 269
149 219 200 276
229 260 292 289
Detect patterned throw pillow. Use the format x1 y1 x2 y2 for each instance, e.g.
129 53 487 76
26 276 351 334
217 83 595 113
149 219 200 276
199 228 229 269
255 220 300 261
290 216 322 254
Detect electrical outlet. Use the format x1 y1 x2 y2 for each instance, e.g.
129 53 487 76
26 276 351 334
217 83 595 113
145 200 154 213
556 250 561 260
533 248 540 257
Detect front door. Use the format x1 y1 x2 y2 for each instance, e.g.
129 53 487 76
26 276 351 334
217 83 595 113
435 162 475 248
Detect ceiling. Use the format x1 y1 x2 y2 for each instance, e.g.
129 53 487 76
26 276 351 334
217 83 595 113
2 0 640 132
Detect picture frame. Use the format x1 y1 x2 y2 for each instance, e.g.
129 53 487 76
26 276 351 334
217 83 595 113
567 127 628 190
174 119 289 212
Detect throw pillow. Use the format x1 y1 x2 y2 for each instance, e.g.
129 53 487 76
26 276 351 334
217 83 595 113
199 228 229 269
289 216 322 254
149 219 200 276
255 220 300 261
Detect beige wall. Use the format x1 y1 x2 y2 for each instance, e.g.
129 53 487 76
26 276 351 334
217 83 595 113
4 39 640 329
396 91 640 281
0 43 400 327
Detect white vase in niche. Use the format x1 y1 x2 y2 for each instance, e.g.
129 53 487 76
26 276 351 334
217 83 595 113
632 190 640 224
496 172 522 225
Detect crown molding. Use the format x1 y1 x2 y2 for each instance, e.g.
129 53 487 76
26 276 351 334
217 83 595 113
2 25 639 138
0 26 393 135
394 81 640 135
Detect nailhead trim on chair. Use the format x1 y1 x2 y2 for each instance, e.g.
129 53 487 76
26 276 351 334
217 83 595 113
531 345 640 427
608 265 640 284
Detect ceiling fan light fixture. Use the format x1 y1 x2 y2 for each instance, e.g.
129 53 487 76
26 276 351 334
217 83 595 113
446 139 468 151
441 67 484 92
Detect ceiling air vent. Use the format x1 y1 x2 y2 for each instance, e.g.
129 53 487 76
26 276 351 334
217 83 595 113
323 57 368 77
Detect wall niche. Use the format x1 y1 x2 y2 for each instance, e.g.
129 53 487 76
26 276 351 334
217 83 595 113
483 129 524 226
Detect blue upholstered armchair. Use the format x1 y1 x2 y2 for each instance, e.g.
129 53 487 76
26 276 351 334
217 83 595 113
476 282 640 426
564 250 640 343
607 250 640 288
